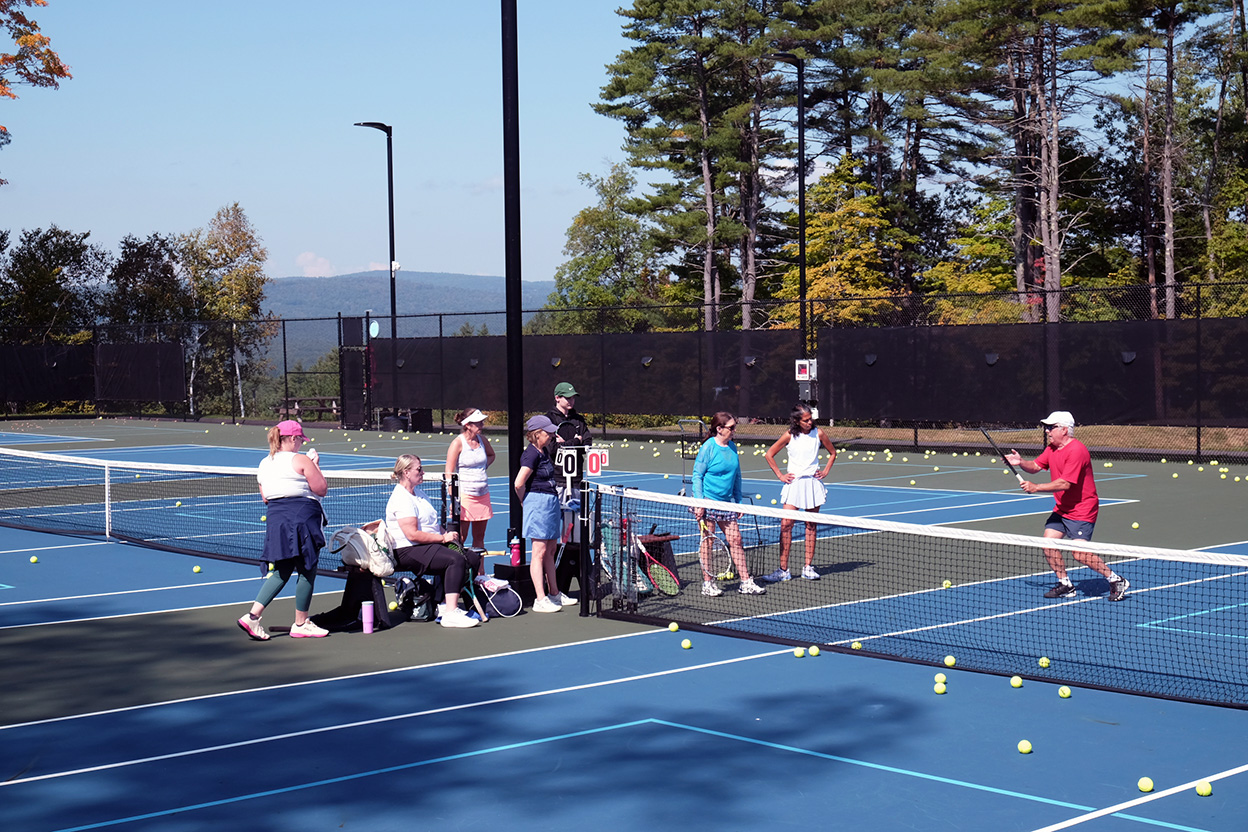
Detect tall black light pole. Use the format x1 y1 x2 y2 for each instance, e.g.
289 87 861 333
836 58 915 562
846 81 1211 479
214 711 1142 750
354 121 398 424
771 53 807 358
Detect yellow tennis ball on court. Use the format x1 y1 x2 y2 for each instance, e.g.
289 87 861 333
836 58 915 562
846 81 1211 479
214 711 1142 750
388 601 398 611
135 473 141 478
29 555 38 564
260 515 266 522
193 565 201 573
934 682 947 694
771 498 777 504
1138 777 1154 793
664 474 669 479
808 646 820 656
1132 522 1139 529
852 641 862 650
1018 739 1032 754
1058 686 1071 698
681 638 692 649
755 493 762 500
942 579 952 588
1196 781 1213 797
794 647 806 658
175 501 182 507
668 621 679 632
933 466 940 471
1010 676 1022 688
1038 656 1051 668
910 480 916 485
944 655 956 667
934 672 947 683
1172 472 1179 478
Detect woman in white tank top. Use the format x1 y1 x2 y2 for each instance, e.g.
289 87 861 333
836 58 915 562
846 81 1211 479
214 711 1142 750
445 408 495 549
762 404 837 582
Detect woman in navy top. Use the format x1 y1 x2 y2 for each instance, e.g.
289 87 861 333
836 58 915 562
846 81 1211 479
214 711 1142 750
513 415 577 613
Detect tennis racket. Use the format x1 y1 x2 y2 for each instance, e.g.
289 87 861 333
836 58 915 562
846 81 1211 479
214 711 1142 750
698 518 734 582
979 427 1025 484
635 533 680 596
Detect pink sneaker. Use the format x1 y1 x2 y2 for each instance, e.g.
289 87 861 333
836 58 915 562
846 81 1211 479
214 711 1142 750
290 620 329 638
237 614 270 641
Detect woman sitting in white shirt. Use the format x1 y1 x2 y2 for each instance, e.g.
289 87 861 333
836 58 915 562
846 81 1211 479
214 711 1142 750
386 454 481 629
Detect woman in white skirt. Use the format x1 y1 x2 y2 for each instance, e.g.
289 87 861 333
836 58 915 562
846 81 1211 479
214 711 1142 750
762 403 837 582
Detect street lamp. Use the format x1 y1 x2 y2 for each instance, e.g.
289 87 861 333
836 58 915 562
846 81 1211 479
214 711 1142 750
354 121 398 424
770 53 807 359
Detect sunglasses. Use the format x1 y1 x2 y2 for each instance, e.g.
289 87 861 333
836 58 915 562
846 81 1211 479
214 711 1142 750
721 424 737 432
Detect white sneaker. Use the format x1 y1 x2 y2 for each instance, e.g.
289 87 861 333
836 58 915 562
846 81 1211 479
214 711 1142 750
237 614 270 641
702 580 724 597
551 591 578 606
802 564 821 581
737 578 766 595
532 596 562 613
289 619 329 638
439 607 481 628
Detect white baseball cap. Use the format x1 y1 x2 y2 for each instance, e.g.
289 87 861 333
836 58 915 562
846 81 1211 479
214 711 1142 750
1041 411 1075 428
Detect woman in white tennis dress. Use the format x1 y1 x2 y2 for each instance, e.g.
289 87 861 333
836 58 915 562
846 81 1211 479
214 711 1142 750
762 404 837 582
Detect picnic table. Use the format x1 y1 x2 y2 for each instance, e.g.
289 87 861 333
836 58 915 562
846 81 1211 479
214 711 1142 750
275 396 340 421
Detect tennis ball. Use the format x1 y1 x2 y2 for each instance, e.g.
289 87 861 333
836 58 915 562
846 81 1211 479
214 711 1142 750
942 579 952 588
175 501 182 507
1038 656 1051 668
668 621 679 632
771 499 777 504
724 571 734 579
852 641 862 650
135 473 141 478
911 480 916 485
260 515 266 522
1018 740 1032 754
268 563 275 571
388 601 398 611
934 682 946 694
1173 472 1179 478
29 555 38 564
1010 676 1023 688
1160 457 1166 463
1058 686 1072 698
808 646 820 656
1138 777 1154 793
193 565 202 573
944 655 956 667
361 444 366 448
933 466 940 471
664 474 669 479
205 429 209 433
794 647 806 658
1196 781 1213 797
934 673 947 683
1132 522 1139 529
681 638 692 649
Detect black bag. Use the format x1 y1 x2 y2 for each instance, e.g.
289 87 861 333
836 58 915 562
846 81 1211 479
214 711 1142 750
398 575 438 622
313 568 397 632
474 578 522 618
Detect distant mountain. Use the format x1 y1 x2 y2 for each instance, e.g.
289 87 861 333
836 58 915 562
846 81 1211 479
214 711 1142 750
264 271 555 320
262 271 556 367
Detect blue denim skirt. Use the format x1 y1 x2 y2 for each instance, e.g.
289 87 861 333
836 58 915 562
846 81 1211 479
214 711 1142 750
522 491 561 541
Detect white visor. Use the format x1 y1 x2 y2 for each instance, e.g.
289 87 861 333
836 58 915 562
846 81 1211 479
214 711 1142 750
460 409 487 426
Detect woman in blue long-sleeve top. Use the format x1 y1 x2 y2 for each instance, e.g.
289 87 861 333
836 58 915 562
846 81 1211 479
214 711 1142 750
691 411 765 597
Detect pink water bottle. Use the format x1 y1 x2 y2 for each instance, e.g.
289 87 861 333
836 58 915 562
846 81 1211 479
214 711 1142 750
361 601 375 634
510 536 522 566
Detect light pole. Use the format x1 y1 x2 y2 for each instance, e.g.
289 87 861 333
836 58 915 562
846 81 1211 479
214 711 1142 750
354 121 398 425
770 53 807 358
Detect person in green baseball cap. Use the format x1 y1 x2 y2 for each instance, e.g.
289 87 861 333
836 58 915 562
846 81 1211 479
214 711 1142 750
546 381 590 446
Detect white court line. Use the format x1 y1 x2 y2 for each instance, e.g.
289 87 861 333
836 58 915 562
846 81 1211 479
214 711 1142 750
0 644 790 786
0 541 110 556
0 589 340 631
1031 762 1248 831
0 577 260 607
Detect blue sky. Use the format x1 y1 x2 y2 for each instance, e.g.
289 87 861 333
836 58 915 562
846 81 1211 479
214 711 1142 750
0 1 634 281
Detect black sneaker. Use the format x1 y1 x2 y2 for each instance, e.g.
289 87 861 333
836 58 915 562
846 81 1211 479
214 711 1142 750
1044 581 1076 599
1108 577 1130 602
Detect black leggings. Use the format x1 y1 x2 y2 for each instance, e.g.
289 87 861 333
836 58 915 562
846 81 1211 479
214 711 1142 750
393 543 481 592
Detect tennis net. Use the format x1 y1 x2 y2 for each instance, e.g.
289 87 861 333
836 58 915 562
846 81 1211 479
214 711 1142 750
593 484 1248 708
0 447 451 574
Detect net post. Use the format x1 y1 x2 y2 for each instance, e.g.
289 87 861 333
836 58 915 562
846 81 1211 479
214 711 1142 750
104 464 112 539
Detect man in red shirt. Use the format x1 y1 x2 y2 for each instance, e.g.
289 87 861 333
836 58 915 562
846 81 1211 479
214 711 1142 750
1005 411 1129 602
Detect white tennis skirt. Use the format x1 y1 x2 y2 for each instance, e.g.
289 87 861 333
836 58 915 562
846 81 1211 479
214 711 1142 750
780 476 827 510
